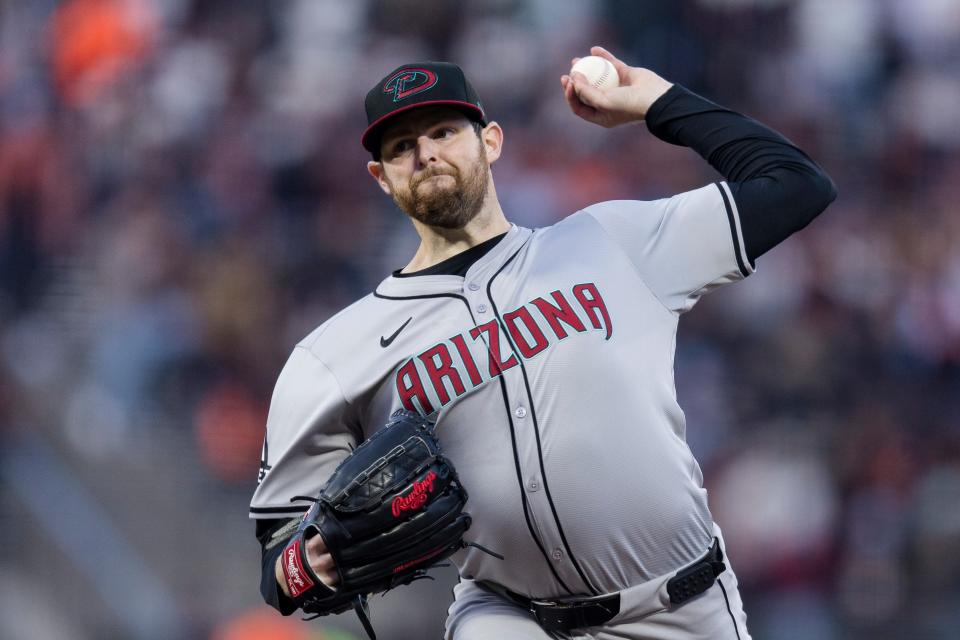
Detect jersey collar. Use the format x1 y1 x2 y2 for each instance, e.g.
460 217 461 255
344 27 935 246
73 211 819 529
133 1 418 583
374 224 532 297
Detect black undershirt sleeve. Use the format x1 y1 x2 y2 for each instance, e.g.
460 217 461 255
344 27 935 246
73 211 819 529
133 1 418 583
645 85 837 263
256 518 299 615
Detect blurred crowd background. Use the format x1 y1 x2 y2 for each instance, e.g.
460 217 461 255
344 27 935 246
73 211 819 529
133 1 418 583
2 0 959 639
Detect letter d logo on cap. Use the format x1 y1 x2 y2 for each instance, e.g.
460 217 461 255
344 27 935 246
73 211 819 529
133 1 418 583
383 68 439 102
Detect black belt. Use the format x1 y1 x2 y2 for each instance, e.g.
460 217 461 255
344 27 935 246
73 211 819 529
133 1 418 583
479 538 725 632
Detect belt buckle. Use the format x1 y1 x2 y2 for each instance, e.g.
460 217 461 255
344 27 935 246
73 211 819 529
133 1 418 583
530 593 620 631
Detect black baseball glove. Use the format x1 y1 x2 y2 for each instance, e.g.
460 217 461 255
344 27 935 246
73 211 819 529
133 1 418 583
279 409 482 639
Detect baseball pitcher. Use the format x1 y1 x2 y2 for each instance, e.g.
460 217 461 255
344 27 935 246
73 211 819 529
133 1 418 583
250 46 836 639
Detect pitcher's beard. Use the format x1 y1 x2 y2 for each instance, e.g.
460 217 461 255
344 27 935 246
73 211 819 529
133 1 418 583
392 158 490 230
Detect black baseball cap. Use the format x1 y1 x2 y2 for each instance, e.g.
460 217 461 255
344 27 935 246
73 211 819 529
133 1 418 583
361 61 487 154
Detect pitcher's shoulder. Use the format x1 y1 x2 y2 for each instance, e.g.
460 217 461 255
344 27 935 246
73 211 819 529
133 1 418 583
296 291 388 357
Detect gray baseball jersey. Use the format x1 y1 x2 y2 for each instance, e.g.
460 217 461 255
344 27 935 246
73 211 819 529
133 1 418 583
251 181 752 601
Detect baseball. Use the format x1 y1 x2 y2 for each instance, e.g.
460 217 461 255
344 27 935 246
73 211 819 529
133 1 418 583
570 55 620 90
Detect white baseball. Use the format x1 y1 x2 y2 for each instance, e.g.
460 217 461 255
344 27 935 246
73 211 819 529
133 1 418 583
570 56 620 90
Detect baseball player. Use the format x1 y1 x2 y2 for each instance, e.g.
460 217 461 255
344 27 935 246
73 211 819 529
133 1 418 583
251 46 836 639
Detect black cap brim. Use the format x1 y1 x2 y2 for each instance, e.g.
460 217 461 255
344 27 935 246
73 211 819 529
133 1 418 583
361 100 486 153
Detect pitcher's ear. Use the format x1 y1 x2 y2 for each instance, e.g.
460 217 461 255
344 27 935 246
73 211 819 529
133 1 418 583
481 122 503 164
367 161 392 195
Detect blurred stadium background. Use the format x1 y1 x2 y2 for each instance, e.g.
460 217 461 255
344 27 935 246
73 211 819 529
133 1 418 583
2 0 959 638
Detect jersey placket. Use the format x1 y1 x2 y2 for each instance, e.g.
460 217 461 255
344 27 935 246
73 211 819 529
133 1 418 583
468 243 599 597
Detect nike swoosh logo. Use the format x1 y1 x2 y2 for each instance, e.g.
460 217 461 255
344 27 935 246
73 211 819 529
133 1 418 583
380 317 413 348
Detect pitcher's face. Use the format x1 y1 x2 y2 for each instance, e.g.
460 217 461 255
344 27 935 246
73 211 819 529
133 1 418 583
372 108 492 229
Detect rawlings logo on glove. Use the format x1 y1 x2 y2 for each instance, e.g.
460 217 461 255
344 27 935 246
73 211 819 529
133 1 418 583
282 540 314 598
391 470 438 517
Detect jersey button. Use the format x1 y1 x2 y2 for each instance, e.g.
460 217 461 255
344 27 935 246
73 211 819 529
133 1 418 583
515 407 527 418
552 548 564 561
468 283 480 291
477 304 488 313
528 478 540 492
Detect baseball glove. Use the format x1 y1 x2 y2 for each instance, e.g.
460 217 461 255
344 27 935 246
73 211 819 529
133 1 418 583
279 409 479 639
